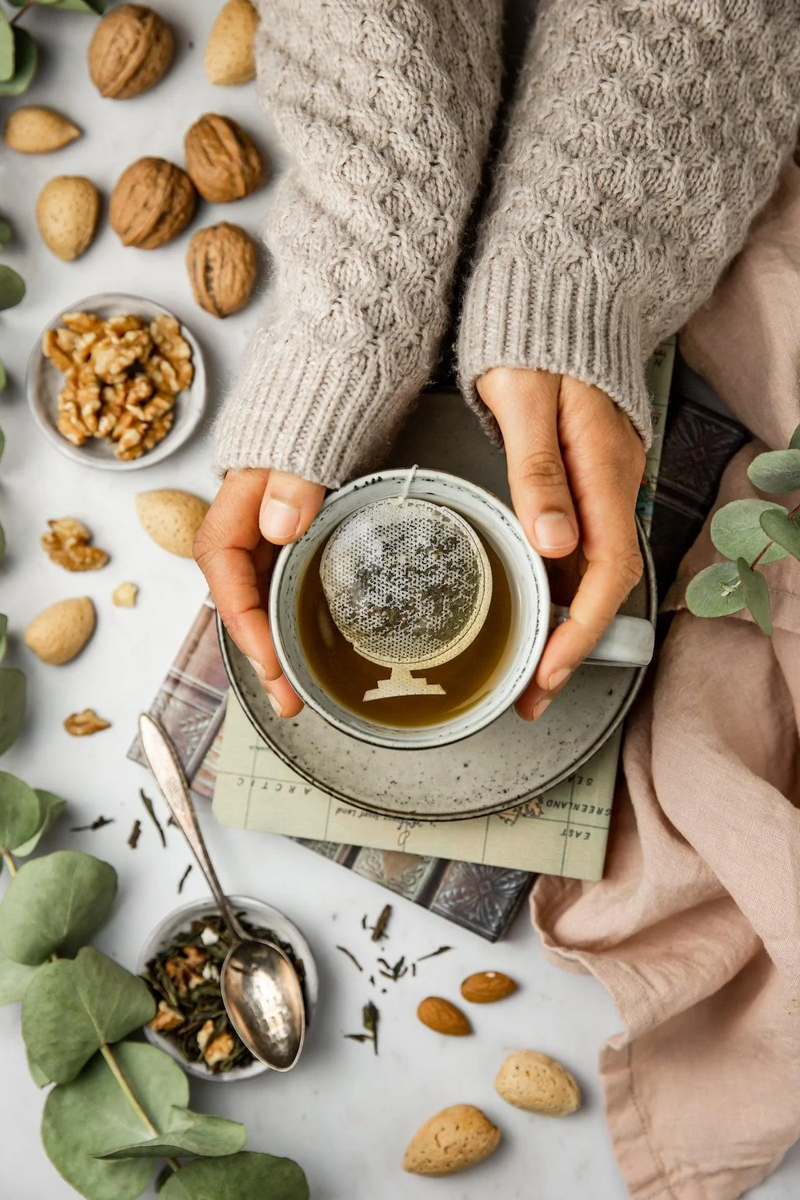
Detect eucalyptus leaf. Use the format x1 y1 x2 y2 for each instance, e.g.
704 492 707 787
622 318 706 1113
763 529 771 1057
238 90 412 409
737 558 773 635
747 448 800 495
0 668 25 754
23 948 155 1083
0 219 11 246
0 263 25 310
0 615 7 662
0 772 41 855
0 850 116 964
43 1041 188 1200
28 1049 52 1088
686 561 746 618
13 790 67 856
0 14 14 83
0 29 38 96
760 507 800 562
43 0 106 10
0 365 6 393
790 424 800 452
710 499 789 564
97 1106 247 1160
0 949 41 1005
159 1152 310 1200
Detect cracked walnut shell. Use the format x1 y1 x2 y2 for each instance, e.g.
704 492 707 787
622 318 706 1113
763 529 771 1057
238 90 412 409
184 114 266 203
110 157 196 250
187 222 257 318
88 4 174 100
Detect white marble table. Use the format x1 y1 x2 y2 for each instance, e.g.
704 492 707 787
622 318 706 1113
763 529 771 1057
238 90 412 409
0 4 797 1197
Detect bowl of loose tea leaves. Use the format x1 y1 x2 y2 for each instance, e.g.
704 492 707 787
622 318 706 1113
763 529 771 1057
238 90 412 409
138 895 318 1081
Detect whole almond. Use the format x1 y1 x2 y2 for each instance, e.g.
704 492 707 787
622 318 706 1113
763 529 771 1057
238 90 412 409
461 970 518 1004
205 0 258 86
4 107 81 154
402 1105 500 1176
88 4 174 100
36 176 100 262
136 489 209 558
494 1050 581 1116
416 996 471 1037
24 598 96 665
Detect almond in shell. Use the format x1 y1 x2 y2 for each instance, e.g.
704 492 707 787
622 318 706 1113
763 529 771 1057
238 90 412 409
402 1105 501 1176
36 176 100 262
494 1050 581 1116
24 598 96 665
3 107 81 154
205 0 258 86
461 970 518 1003
416 996 471 1036
136 489 209 558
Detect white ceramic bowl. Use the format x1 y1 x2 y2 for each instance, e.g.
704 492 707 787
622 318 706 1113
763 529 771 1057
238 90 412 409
137 894 318 1083
26 292 206 471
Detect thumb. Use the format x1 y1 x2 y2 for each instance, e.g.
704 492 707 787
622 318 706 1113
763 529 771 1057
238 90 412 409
479 368 578 558
259 470 326 546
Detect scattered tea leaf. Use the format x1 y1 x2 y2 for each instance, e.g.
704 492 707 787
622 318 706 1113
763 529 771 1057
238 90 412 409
177 864 192 893
0 772 41 854
22 947 156 1083
760 508 800 562
363 1000 379 1055
710 499 788 564
685 561 746 618
747 448 800 495
139 789 166 847
0 949 41 1006
370 904 391 942
416 945 453 962
159 1152 309 1200
13 790 66 857
128 819 142 850
343 1033 371 1043
70 815 114 832
42 1041 188 1200
0 850 116 965
737 558 773 635
336 945 362 972
96 1105 246 1160
0 668 25 755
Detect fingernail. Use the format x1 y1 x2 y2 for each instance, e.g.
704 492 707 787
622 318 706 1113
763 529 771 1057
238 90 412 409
534 512 576 552
262 498 300 541
532 696 552 720
267 691 283 717
246 656 267 684
548 667 573 691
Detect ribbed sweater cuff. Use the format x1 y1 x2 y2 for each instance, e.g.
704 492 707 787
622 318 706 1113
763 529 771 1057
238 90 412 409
458 253 654 449
213 328 413 489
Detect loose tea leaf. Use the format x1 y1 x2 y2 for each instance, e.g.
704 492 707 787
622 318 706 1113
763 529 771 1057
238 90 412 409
13 790 66 857
370 904 391 942
710 500 788 565
96 1105 246 1160
737 558 773 635
363 1000 379 1055
747 448 800 495
22 947 155 1083
42 1041 188 1200
0 772 41 853
159 1152 309 1200
139 789 166 847
336 945 363 972
0 949 41 1006
128 819 142 849
0 850 116 964
71 815 114 832
416 945 453 962
177 863 192 893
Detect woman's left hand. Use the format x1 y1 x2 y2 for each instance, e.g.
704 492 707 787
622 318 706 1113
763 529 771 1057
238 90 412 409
477 368 646 721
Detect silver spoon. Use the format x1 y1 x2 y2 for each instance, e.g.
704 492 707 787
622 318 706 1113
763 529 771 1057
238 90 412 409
139 713 306 1072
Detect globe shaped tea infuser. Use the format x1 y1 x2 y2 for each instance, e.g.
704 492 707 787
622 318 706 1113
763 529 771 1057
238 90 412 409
319 496 493 702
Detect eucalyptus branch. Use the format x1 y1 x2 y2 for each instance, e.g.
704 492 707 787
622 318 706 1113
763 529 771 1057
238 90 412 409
100 1045 181 1175
1 848 17 875
8 1 34 27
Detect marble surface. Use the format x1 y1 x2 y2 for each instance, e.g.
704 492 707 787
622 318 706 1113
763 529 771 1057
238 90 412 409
0 3 797 1198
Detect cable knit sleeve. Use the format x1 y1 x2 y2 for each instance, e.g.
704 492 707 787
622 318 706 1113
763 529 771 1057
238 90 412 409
214 0 503 487
458 0 800 447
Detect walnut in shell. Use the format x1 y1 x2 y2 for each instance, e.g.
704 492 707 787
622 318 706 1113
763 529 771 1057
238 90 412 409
184 114 266 203
88 4 174 100
186 222 257 318
110 157 196 249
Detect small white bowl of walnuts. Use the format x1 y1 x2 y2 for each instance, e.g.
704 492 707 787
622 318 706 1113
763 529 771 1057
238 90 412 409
26 292 206 470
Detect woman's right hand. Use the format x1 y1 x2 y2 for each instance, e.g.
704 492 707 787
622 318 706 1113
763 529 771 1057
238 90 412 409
194 469 325 717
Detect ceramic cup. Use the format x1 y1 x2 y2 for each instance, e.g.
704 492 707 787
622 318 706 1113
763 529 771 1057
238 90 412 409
269 469 655 751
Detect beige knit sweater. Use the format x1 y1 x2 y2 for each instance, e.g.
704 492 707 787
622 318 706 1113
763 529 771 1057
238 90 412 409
215 0 800 487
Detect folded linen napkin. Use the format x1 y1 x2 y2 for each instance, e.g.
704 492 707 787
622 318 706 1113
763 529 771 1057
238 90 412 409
532 161 800 1200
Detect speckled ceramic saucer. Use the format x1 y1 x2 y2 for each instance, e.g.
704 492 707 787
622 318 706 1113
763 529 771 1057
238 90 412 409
220 391 656 822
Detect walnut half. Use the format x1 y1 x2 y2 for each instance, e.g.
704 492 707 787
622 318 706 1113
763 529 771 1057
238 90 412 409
41 518 110 572
64 708 111 737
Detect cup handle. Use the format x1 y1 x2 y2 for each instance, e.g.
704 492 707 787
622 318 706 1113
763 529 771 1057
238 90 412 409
551 605 655 668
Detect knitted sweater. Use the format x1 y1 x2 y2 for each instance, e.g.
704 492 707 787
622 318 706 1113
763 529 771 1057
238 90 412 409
215 0 800 486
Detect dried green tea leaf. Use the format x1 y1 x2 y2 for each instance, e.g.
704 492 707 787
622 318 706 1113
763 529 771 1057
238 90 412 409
0 772 41 854
97 1106 246 1160
747 448 800 495
737 558 773 636
160 1152 309 1200
0 948 41 1005
42 1041 187 1200
0 29 37 96
0 668 25 754
0 13 14 82
760 508 800 563
12 790 66 857
0 850 116 964
23 947 155 1083
686 562 746 618
710 500 789 564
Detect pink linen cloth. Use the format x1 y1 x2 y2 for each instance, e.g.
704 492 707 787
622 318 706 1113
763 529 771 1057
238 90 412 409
532 161 800 1200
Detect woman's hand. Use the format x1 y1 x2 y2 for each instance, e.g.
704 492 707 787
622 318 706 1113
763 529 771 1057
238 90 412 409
478 368 646 721
194 469 325 717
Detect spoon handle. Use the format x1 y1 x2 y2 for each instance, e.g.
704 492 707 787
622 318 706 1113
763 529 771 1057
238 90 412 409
139 713 247 942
